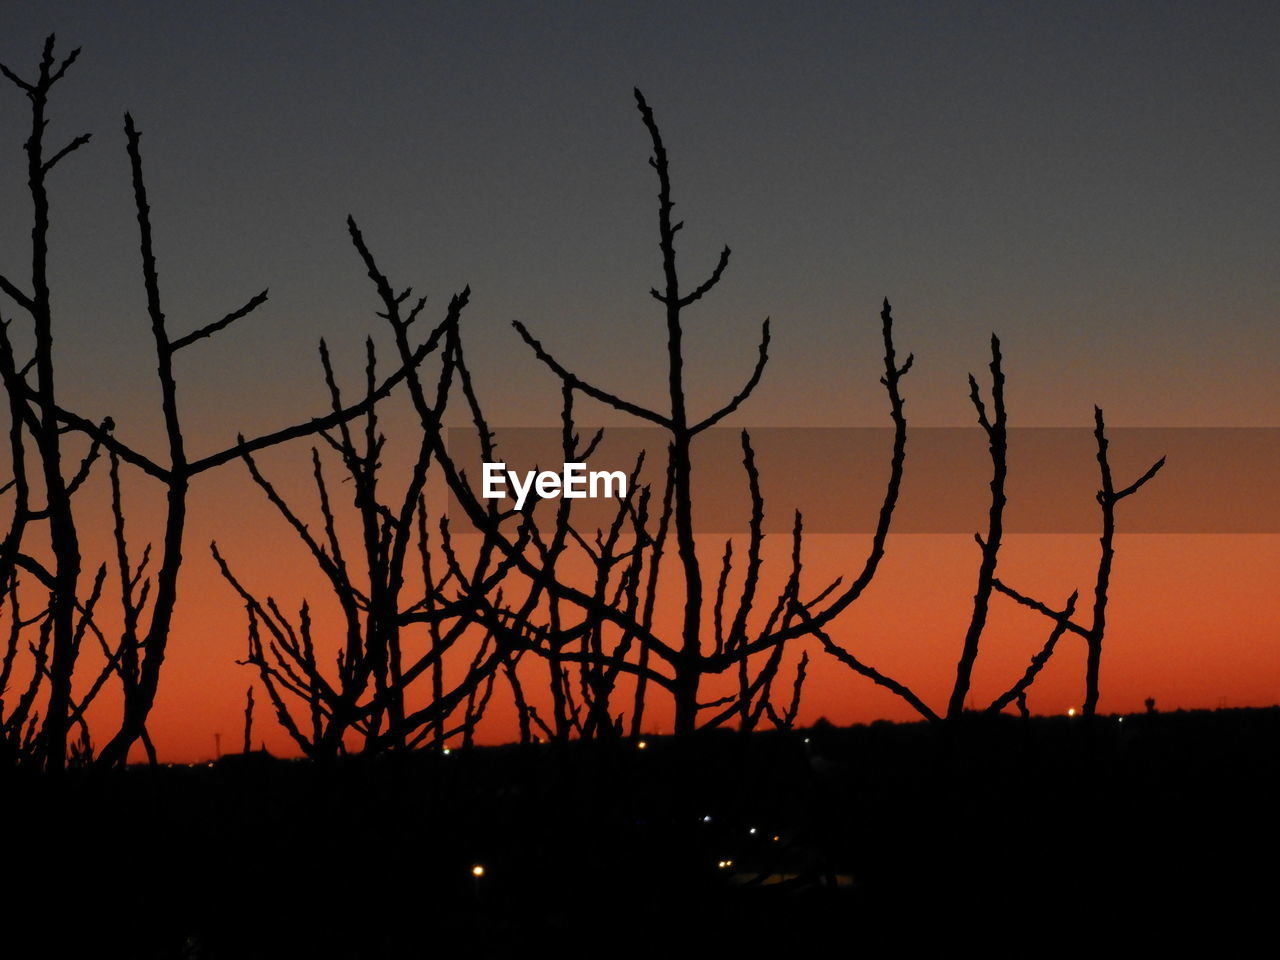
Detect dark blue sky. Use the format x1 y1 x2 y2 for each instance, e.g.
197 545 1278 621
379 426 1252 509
1 1 1275 452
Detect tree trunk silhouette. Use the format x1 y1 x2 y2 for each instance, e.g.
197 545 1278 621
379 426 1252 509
947 335 1007 718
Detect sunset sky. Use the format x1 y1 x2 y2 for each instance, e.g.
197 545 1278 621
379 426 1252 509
1 2 1276 761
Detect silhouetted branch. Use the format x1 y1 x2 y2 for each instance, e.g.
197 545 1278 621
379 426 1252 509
770 650 809 731
0 275 35 315
801 603 940 724
168 289 269 352
946 334 1007 718
675 245 731 308
187 318 451 476
988 408 1165 717
725 430 765 654
987 591 1079 714
242 686 255 753
1082 407 1165 716
990 578 1091 640
689 320 770 434
752 298 911 654
511 320 673 428
41 133 91 175
63 421 109 497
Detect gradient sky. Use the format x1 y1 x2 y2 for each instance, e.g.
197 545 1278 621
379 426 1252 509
0 2 1275 759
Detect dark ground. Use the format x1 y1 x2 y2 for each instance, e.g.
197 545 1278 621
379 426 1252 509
2 707 1277 957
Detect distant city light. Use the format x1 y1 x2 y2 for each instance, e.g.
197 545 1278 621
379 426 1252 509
637 740 648 750
1067 708 1077 717
748 828 758 835
717 859 733 869
442 747 452 756
702 815 713 823
471 865 485 878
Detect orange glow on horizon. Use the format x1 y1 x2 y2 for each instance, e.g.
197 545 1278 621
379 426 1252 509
64 524 1274 764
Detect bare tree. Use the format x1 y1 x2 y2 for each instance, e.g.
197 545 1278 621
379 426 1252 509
0 36 1168 763
211 325 520 757
991 408 1165 717
0 36 449 769
343 91 924 739
0 37 94 771
506 90 772 733
818 329 1166 721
